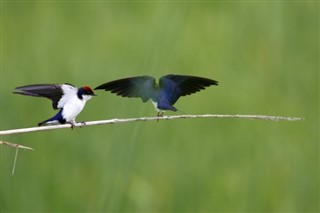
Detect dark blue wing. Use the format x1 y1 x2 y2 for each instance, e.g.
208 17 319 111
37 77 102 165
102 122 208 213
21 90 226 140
159 75 218 105
94 76 156 102
13 84 67 109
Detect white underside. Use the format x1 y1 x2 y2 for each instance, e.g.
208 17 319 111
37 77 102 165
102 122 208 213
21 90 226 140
151 101 166 113
151 101 159 112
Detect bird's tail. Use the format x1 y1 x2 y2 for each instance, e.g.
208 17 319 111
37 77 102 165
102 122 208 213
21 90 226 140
176 108 186 114
38 109 65 126
38 117 56 126
38 120 48 126
38 118 64 126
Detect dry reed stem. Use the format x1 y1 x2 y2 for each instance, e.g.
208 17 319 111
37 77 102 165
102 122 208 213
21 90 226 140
0 114 304 136
0 140 34 150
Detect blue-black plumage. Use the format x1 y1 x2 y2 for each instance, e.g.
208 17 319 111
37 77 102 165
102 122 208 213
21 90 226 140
95 74 218 116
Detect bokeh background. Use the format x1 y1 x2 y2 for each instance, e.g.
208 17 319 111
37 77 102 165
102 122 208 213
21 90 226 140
1 2 319 212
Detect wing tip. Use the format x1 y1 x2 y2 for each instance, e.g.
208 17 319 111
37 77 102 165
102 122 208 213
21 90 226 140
13 90 40 97
210 79 219 86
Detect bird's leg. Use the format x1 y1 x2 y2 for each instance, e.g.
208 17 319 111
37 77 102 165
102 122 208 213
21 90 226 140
80 121 87 128
156 112 160 122
67 120 76 130
156 111 164 122
69 123 76 130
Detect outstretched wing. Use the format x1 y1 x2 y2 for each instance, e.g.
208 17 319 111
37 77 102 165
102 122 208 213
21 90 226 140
13 83 76 109
159 75 218 105
95 76 156 102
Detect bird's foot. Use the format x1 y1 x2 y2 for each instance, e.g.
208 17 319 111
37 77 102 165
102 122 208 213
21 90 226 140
80 121 87 128
67 122 76 130
157 111 164 122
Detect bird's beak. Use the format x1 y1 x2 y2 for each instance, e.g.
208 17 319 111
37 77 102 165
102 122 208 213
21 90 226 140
92 93 97 96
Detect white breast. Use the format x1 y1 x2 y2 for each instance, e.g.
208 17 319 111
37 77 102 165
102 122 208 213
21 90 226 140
62 96 88 123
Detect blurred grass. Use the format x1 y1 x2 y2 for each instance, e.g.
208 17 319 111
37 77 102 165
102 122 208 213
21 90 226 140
1 2 319 212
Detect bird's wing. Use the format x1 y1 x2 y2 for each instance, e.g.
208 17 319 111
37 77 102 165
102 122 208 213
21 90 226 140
159 75 219 105
14 83 77 109
95 76 156 102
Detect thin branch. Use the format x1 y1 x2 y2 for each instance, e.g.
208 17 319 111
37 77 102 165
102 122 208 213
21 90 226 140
0 114 304 136
12 147 19 176
0 140 34 175
0 140 34 150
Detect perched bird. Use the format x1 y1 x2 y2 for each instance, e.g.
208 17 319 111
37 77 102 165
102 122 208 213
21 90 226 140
14 83 96 127
95 74 218 116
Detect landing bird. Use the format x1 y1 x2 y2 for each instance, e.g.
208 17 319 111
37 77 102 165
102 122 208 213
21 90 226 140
95 74 218 116
14 83 96 127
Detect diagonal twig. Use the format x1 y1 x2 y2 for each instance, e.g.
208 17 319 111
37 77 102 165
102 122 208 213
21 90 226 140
0 140 34 150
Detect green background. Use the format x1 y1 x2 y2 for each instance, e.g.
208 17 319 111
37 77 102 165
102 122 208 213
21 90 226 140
1 2 319 212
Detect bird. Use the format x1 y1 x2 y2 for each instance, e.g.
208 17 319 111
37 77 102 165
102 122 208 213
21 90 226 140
94 74 218 116
14 83 97 127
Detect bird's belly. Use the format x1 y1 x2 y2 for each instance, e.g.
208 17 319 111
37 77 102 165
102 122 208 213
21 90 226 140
151 99 177 112
62 99 85 122
151 101 160 112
